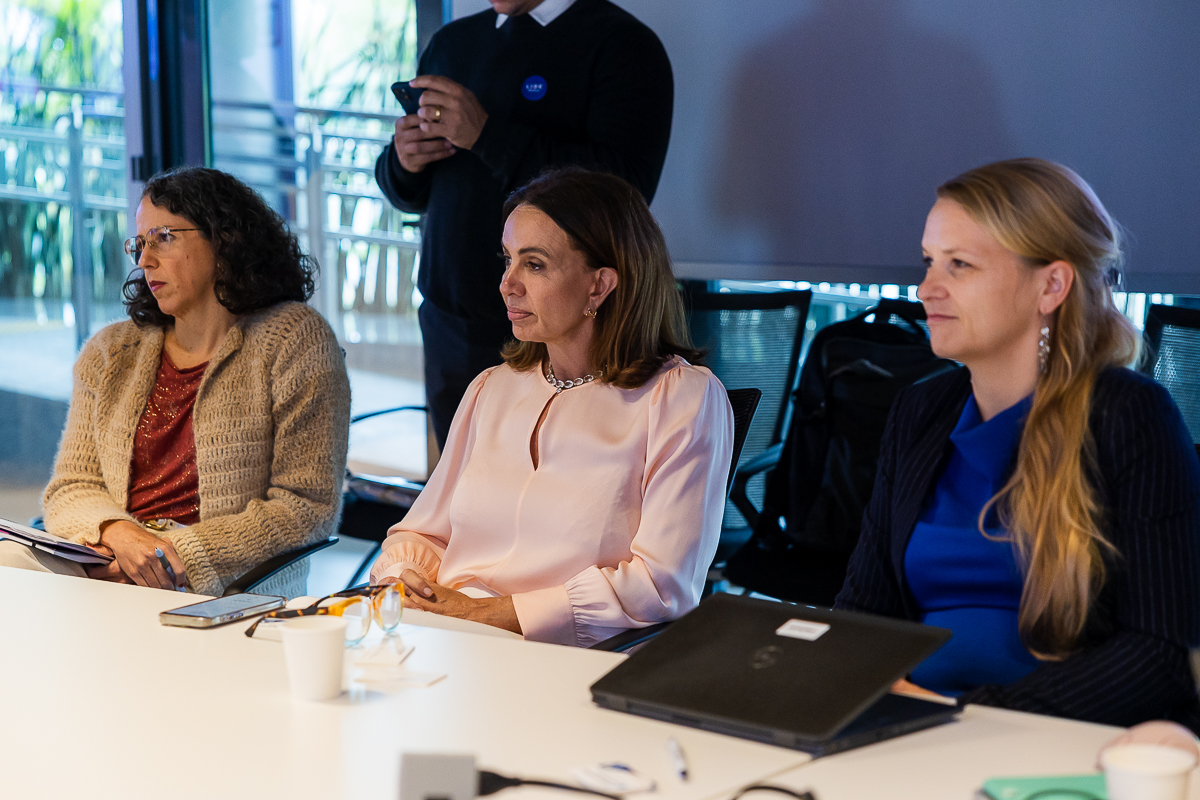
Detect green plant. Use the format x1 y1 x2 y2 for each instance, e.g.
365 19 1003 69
0 0 125 305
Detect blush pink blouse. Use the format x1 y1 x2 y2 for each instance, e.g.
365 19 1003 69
370 356 734 647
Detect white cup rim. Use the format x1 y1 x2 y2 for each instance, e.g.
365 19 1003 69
283 616 348 634
1102 743 1198 776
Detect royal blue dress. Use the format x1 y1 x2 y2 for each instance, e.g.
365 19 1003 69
904 394 1041 696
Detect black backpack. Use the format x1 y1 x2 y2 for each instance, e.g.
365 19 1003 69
726 300 960 605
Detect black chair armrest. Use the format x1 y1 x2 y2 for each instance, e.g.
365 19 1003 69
729 442 784 530
344 474 423 512
223 536 339 596
350 405 427 424
588 621 672 653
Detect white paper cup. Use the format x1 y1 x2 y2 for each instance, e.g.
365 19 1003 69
1102 743 1197 800
281 616 348 701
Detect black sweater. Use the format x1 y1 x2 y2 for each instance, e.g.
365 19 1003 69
374 0 674 327
836 366 1200 731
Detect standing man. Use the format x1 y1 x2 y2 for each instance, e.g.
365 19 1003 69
374 0 673 450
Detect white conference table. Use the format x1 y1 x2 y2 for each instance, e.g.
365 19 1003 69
0 569 805 800
2 568 1195 800
758 705 1148 800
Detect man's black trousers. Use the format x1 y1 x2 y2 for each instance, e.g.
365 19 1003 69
419 301 509 450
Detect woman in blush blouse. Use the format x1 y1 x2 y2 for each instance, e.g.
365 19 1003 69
836 158 1200 729
370 168 734 647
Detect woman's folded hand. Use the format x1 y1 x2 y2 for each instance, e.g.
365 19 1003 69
398 568 435 599
401 571 522 635
98 520 187 590
83 543 134 584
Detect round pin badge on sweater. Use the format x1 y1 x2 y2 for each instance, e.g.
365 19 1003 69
521 75 547 101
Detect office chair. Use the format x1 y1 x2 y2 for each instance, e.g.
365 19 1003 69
223 536 340 595
728 297 929 528
1141 303 1200 458
679 281 811 559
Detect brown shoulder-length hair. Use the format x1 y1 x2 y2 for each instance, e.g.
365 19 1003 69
500 168 701 388
943 158 1140 659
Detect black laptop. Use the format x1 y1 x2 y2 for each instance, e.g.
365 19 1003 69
590 593 958 756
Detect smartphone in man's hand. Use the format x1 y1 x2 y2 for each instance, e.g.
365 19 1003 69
391 81 424 115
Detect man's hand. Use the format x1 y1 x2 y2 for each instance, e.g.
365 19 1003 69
399 569 521 635
83 543 133 584
411 75 489 150
98 520 187 591
392 114 456 174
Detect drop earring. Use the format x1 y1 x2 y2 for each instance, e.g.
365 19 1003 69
1038 325 1051 373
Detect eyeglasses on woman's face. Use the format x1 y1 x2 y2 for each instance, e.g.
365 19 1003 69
123 226 202 267
244 584 405 645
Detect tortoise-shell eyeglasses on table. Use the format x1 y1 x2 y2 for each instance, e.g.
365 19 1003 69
244 584 404 644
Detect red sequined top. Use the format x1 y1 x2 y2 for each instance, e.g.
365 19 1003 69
126 353 208 525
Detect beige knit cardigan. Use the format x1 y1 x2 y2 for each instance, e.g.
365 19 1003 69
43 301 351 596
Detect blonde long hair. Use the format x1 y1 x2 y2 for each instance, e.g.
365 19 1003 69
939 158 1140 659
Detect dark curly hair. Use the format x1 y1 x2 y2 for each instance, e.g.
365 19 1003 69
123 167 317 326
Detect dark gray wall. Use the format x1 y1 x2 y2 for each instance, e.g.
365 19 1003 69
455 0 1200 291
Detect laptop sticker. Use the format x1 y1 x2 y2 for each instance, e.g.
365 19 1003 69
776 619 831 641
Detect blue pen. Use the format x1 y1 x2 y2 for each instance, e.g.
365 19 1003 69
155 547 186 592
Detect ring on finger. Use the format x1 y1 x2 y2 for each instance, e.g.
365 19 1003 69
431 106 442 122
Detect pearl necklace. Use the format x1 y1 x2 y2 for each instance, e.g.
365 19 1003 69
545 363 596 393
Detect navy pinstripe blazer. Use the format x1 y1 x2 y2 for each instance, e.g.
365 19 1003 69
835 366 1200 731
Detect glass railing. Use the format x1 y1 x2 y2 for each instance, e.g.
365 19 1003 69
0 85 128 401
211 98 427 479
2 94 429 477
2 94 426 355
210 99 422 356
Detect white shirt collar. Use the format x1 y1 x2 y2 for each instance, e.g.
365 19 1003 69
495 0 578 29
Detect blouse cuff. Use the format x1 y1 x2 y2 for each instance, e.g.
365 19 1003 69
511 585 576 646
374 560 428 584
370 534 444 584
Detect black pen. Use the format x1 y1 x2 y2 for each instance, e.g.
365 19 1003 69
155 547 186 592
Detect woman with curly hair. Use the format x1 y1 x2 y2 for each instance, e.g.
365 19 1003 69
0 167 350 597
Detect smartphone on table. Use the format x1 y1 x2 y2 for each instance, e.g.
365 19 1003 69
391 81 424 115
159 594 285 628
